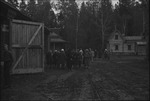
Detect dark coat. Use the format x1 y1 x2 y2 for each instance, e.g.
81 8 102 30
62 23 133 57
58 52 66 64
46 51 53 65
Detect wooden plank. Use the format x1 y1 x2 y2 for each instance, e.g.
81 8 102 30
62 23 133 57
42 24 44 72
32 26 39 45
12 24 43 70
21 25 25 45
9 20 12 50
11 68 43 75
15 24 18 44
12 19 42 26
37 49 40 68
12 45 42 48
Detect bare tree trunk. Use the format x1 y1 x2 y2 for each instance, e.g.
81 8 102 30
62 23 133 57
101 9 104 57
142 11 145 35
123 18 126 35
76 12 79 51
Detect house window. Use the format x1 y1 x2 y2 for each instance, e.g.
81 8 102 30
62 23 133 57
128 45 131 50
115 45 119 50
115 35 118 40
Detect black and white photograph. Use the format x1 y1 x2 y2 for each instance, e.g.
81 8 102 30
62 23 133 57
0 0 149 100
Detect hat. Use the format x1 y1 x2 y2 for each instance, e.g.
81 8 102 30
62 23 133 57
79 50 83 53
61 49 64 51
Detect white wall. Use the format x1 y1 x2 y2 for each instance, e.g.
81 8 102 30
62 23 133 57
123 42 135 53
109 32 124 52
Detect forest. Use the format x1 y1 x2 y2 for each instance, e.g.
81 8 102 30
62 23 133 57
3 0 149 51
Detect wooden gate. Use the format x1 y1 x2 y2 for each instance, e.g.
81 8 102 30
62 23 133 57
10 19 44 74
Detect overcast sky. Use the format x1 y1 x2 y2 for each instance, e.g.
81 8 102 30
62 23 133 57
18 0 119 7
51 0 119 6
50 0 119 13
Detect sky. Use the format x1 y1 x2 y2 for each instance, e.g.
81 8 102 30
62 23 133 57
17 0 119 14
51 0 119 7
50 0 119 13
18 0 119 7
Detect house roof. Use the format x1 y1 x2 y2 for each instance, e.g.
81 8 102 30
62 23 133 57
108 29 123 40
136 41 147 45
108 29 145 42
124 36 143 41
50 32 60 38
50 38 67 43
50 32 67 43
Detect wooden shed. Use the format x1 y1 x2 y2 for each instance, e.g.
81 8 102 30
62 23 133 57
49 32 67 51
0 1 51 74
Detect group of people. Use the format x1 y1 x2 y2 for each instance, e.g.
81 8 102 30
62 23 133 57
45 48 98 70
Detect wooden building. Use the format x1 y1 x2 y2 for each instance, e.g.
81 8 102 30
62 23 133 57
0 1 51 74
49 32 67 51
107 30 147 55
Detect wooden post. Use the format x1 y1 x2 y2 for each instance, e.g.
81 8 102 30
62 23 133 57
42 24 44 72
48 35 50 51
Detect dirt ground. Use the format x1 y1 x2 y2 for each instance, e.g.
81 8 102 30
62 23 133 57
1 55 149 100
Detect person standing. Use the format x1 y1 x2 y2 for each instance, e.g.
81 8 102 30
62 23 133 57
46 50 53 69
84 49 90 69
58 49 66 69
66 49 73 71
3 44 13 88
104 49 110 60
53 50 59 69
78 50 83 68
91 49 95 62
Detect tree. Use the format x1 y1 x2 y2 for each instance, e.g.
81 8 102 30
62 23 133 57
90 0 113 55
116 0 133 35
26 0 37 19
19 0 57 28
56 0 79 48
19 0 27 15
77 1 99 49
7 0 19 7
139 0 149 60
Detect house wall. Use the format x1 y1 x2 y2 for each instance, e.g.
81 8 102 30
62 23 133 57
108 30 146 55
137 45 146 55
109 32 124 52
123 42 135 53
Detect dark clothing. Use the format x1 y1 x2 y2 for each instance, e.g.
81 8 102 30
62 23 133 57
76 52 83 67
72 52 78 66
94 50 98 58
46 51 53 65
53 52 59 68
58 52 66 68
4 61 12 86
104 50 110 60
58 52 66 65
3 50 13 87
66 50 73 70
83 51 90 68
3 50 13 62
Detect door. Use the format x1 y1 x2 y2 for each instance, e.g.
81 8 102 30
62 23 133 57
10 19 44 74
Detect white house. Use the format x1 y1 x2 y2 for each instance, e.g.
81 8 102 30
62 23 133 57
107 30 147 55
